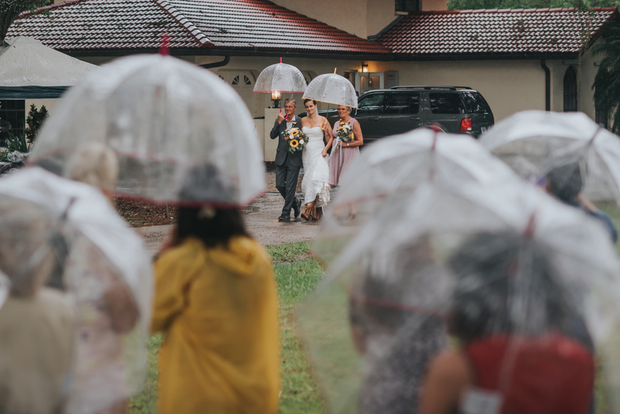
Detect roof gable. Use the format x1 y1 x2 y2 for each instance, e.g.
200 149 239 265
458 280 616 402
9 0 210 51
167 0 387 53
8 0 388 55
379 7 619 57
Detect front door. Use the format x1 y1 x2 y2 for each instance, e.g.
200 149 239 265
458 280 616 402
355 72 385 95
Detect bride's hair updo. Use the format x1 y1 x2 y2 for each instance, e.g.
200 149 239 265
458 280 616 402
303 98 317 106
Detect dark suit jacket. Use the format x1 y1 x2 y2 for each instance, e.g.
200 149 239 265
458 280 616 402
270 115 303 167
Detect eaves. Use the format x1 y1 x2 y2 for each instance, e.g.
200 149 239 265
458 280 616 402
62 47 394 61
388 51 583 61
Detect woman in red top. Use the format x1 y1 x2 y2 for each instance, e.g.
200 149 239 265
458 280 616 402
419 231 594 414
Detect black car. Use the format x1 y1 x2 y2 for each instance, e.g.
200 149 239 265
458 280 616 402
307 86 494 146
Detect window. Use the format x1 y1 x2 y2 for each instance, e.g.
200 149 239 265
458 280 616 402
0 100 25 140
429 93 465 114
396 0 419 12
563 66 577 112
385 92 420 114
356 93 385 116
596 107 608 128
232 75 252 86
461 92 491 114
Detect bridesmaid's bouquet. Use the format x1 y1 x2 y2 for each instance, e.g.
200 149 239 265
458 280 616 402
284 127 307 155
336 121 354 143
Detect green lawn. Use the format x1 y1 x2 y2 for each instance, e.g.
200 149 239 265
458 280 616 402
128 208 620 414
130 241 326 414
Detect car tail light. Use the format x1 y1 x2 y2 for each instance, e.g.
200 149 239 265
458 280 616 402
460 118 472 131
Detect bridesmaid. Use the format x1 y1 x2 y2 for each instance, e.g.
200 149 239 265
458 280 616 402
328 105 363 218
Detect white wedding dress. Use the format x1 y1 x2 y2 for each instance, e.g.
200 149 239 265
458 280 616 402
301 126 331 207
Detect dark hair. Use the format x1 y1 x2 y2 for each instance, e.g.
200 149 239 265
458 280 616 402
546 162 583 203
303 98 317 106
448 231 571 342
176 207 250 249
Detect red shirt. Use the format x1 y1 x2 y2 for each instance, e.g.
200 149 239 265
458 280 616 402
465 333 594 414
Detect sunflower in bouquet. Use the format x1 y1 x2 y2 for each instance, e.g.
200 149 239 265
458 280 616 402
284 127 307 155
334 121 354 152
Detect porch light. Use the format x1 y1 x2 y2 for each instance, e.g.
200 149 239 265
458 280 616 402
271 90 281 108
362 63 368 73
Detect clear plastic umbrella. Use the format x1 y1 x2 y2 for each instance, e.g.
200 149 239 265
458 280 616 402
316 128 523 264
253 62 307 94
302 73 358 108
299 179 620 413
28 54 266 206
480 110 620 203
0 167 153 413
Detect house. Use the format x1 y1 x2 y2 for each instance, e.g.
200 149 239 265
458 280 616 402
372 7 618 125
7 0 619 159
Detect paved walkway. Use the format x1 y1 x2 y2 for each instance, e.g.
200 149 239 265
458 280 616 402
136 192 320 255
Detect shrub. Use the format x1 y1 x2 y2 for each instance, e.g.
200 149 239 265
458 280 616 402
6 130 29 153
24 104 48 145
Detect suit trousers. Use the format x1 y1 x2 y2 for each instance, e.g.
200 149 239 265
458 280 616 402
275 159 300 217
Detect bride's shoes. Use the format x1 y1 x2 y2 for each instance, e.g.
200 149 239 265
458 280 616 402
301 200 323 221
301 202 314 221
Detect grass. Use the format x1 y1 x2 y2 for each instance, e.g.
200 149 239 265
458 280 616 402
129 241 326 414
270 242 327 414
128 207 620 414
129 334 163 414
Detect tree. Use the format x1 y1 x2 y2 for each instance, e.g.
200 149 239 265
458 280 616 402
0 0 52 44
593 22 620 134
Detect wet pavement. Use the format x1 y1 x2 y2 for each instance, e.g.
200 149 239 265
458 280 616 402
136 191 320 255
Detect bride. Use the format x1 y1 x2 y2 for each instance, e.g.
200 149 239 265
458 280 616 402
300 99 332 220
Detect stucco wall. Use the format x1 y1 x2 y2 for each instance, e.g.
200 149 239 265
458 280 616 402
73 53 601 125
367 0 401 37
25 99 59 114
270 0 369 37
195 55 367 117
421 0 448 11
544 49 599 118
578 44 599 120
269 0 400 38
369 59 547 122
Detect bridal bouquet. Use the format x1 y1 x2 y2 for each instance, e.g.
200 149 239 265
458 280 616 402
284 127 307 155
336 121 354 143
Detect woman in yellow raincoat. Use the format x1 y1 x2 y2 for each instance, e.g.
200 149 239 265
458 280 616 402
151 204 280 414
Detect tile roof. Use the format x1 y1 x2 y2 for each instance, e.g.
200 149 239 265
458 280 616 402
167 0 387 53
379 7 619 57
7 0 388 55
9 0 210 51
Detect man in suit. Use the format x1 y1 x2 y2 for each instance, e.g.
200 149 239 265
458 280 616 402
270 98 302 222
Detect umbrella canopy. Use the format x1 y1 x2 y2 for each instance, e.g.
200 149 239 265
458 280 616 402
253 62 307 94
300 180 620 413
0 167 153 410
302 73 358 108
480 110 620 203
316 129 522 264
29 54 266 206
0 37 96 99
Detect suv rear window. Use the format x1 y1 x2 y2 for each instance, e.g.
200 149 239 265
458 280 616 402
385 92 420 114
461 91 492 114
429 93 465 114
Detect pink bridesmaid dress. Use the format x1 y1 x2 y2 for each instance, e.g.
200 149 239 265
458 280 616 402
329 118 360 186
